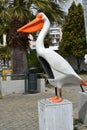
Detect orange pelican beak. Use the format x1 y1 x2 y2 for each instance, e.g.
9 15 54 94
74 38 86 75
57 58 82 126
17 13 44 33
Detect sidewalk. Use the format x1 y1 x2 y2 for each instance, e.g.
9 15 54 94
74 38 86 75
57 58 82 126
0 78 87 129
0 91 54 130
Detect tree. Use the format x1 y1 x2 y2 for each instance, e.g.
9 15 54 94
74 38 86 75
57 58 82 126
59 2 86 73
0 0 65 75
27 50 43 72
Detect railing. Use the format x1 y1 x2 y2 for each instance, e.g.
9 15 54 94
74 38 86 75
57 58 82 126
0 73 26 80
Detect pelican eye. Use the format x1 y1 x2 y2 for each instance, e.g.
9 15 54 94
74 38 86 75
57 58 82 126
37 13 43 19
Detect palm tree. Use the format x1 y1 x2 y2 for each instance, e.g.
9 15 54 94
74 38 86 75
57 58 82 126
0 0 66 75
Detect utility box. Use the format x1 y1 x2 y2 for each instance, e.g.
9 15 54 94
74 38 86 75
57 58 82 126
38 99 73 130
37 78 45 92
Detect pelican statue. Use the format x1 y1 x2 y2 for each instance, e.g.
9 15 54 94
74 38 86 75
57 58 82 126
17 12 87 102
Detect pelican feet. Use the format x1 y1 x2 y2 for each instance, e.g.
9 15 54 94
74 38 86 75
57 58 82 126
82 80 87 86
48 96 62 103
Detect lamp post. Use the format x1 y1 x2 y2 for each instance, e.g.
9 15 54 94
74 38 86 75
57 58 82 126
82 0 87 63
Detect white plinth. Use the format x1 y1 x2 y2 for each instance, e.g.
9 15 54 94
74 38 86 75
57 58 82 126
78 91 87 124
38 99 73 130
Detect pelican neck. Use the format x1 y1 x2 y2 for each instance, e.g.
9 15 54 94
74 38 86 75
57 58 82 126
36 17 50 49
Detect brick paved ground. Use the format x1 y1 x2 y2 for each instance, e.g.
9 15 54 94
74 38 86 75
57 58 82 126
0 74 87 130
0 92 54 130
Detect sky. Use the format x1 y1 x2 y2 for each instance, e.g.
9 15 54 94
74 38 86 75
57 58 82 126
75 0 82 4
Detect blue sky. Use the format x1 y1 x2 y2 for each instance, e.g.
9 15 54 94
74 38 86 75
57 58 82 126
76 0 82 4
73 0 82 4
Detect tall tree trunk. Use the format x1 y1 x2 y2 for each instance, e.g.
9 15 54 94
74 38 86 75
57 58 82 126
6 18 29 78
11 47 28 75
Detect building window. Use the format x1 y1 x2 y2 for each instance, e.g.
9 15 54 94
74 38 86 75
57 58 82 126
50 29 59 33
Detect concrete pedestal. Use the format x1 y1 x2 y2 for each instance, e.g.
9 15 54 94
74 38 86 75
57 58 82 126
38 99 73 130
78 91 87 124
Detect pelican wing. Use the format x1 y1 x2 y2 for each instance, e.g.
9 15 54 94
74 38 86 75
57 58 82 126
39 48 80 79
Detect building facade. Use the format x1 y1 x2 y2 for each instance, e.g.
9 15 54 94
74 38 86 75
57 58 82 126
49 22 62 50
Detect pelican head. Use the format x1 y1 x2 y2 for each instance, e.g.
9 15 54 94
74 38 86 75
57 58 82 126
17 13 48 33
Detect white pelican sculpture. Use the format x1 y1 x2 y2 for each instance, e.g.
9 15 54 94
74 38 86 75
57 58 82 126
17 12 87 102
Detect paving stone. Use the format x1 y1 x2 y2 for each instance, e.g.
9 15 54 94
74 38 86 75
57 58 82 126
0 76 87 130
